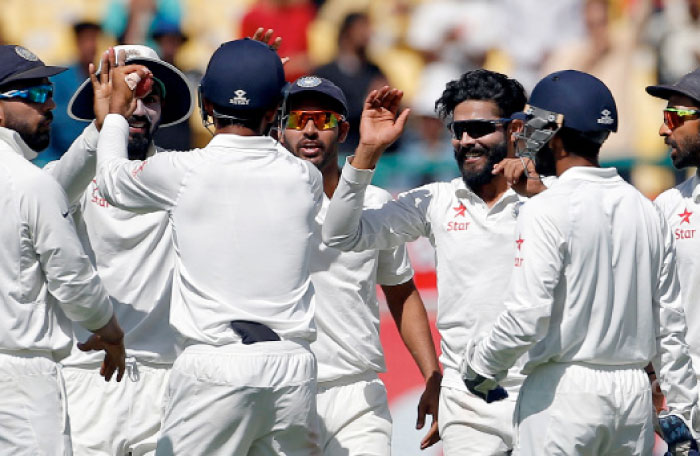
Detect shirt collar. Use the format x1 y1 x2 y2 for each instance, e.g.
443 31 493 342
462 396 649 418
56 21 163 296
691 173 700 203
0 126 38 160
207 133 279 151
453 178 521 204
557 166 621 184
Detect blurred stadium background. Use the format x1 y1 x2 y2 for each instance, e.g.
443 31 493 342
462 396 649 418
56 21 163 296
4 0 695 453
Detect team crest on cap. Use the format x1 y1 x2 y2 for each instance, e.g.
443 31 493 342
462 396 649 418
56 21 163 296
230 89 250 106
297 76 322 88
597 109 614 125
14 46 38 62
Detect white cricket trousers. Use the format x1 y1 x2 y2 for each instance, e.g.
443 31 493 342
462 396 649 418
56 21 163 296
63 361 170 456
316 372 392 456
0 352 72 456
514 363 654 456
155 340 320 456
438 385 516 455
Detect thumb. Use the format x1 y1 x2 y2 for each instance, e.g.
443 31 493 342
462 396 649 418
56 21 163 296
77 334 103 352
395 108 411 132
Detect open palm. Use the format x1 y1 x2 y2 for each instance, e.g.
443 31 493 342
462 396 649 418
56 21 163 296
359 86 409 151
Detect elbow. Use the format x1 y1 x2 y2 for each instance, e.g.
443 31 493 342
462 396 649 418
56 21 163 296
321 224 356 251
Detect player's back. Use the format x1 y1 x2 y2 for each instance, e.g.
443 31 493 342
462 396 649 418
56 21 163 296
167 135 321 347
521 167 664 371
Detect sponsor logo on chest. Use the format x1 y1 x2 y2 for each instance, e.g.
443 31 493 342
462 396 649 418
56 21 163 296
90 180 110 208
446 202 470 231
514 236 524 267
676 208 695 240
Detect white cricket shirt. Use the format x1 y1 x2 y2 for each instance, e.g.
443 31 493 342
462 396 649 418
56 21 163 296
312 186 414 383
655 174 700 375
96 114 321 346
470 166 698 416
0 127 113 358
322 160 528 391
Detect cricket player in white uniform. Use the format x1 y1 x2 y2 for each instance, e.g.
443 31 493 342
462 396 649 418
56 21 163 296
0 44 126 455
279 76 442 454
95 38 323 455
461 70 700 455
322 70 546 455
648 67 700 454
51 45 193 456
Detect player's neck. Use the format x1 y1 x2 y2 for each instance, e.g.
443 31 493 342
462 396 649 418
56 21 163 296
322 165 341 198
556 155 599 176
475 174 509 208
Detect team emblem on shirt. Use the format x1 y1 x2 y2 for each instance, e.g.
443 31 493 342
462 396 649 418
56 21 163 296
515 236 524 267
447 202 470 231
676 208 695 240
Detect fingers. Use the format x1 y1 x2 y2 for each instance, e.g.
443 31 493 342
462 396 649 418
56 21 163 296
271 36 282 51
263 29 274 45
252 27 264 41
116 49 126 67
280 56 290 66
99 50 110 85
77 334 103 352
416 404 426 430
420 421 441 450
395 108 411 132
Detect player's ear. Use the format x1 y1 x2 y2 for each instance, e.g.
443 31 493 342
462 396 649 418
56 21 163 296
507 119 523 158
549 134 567 157
338 120 350 144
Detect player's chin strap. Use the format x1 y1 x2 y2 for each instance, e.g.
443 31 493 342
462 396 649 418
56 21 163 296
513 105 564 178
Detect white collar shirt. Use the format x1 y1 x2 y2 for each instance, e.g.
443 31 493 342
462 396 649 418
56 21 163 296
96 114 321 346
0 127 113 358
322 160 528 391
470 166 698 417
311 186 414 383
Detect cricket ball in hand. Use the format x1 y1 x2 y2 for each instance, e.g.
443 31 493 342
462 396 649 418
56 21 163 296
134 75 154 99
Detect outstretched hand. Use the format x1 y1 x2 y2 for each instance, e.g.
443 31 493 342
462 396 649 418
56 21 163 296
90 49 117 130
416 371 442 449
353 86 410 169
107 48 153 120
251 27 289 65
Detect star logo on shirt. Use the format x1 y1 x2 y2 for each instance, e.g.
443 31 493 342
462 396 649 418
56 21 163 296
453 202 467 217
516 236 524 250
679 208 693 225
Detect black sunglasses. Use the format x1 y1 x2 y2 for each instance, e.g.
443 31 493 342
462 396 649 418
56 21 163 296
448 118 511 139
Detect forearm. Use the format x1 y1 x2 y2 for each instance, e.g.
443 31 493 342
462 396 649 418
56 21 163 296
44 122 99 205
384 281 441 381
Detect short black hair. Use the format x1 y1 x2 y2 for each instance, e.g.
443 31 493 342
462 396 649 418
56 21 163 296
435 69 527 121
556 127 602 160
211 103 267 132
73 21 101 36
338 12 368 44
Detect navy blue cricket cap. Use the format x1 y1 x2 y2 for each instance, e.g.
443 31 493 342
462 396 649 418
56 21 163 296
646 68 700 105
200 38 286 115
0 45 66 88
528 70 618 136
287 76 348 118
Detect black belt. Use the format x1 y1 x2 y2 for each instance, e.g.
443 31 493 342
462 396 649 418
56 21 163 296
230 320 281 345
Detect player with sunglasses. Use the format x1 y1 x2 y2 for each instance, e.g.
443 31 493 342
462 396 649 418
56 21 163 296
279 76 442 455
322 69 553 455
649 68 700 454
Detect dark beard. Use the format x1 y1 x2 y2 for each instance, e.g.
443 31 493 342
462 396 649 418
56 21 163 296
6 113 52 152
668 136 700 169
534 143 557 176
127 115 156 160
455 141 508 190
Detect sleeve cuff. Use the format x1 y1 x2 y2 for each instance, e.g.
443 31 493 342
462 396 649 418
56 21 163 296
342 157 374 186
103 113 129 132
77 296 114 332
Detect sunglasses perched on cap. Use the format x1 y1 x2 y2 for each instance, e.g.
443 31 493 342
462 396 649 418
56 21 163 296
448 118 510 139
285 110 344 130
0 84 53 104
663 107 700 130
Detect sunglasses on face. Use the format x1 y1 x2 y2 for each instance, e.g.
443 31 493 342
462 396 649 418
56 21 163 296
0 84 53 104
448 118 510 139
663 107 700 130
285 110 343 130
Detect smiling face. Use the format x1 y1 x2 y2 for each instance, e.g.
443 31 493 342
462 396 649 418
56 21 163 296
0 77 56 152
659 94 700 169
451 99 509 189
281 94 349 174
126 88 162 160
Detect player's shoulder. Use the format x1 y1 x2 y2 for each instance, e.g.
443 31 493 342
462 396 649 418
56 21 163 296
656 175 695 207
274 143 323 184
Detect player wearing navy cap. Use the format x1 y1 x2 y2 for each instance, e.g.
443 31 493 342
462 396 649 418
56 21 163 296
0 44 125 455
280 76 441 454
94 38 322 455
648 67 700 455
461 70 700 454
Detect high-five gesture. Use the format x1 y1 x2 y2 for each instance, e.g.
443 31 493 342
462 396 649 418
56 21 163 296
90 49 117 130
353 86 410 170
106 48 153 119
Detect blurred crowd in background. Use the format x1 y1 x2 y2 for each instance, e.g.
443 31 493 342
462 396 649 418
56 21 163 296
3 0 699 198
